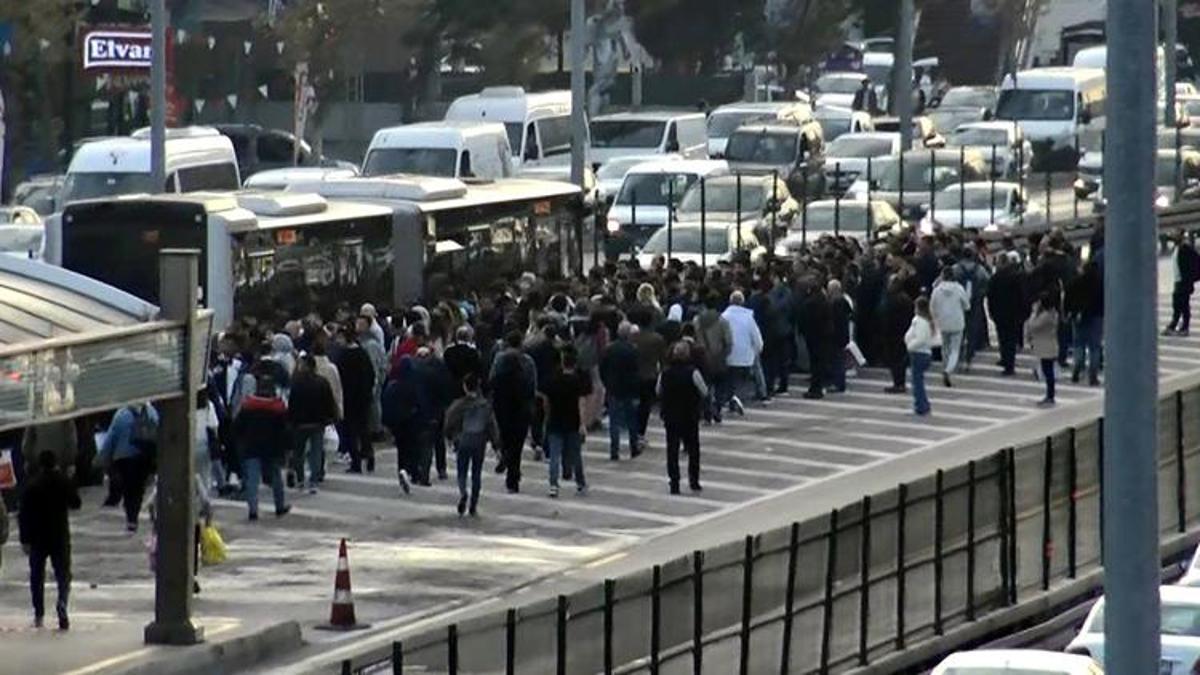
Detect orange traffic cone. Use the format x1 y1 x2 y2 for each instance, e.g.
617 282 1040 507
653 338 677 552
317 539 371 631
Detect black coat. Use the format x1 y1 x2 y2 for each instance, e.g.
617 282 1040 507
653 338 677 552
234 395 291 460
801 291 833 360
830 297 853 352
289 371 338 428
600 340 640 399
18 468 80 551
336 345 376 430
988 266 1027 329
880 290 915 365
443 343 482 391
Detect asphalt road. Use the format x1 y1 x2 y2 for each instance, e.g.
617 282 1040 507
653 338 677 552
0 256 1191 675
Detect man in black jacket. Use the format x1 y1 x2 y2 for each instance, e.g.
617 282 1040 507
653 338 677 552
288 355 338 493
800 280 833 400
881 278 915 393
19 451 81 629
600 321 641 460
1165 232 1200 337
335 329 377 474
443 325 483 397
658 342 707 494
988 252 1027 376
489 330 537 492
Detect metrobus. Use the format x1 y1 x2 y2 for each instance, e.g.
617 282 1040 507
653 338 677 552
51 176 586 329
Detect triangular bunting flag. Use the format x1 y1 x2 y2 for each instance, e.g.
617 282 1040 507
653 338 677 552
226 94 238 109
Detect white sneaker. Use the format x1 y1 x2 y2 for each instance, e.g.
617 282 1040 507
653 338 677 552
398 469 411 496
549 485 560 498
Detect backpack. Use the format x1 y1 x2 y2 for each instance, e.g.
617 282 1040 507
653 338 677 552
130 405 158 453
458 399 492 449
492 352 535 403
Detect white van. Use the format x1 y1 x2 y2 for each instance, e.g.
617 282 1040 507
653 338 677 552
706 101 813 158
932 649 1101 674
995 67 1106 170
362 121 514 181
604 159 728 256
590 111 708 164
58 126 240 208
444 87 580 168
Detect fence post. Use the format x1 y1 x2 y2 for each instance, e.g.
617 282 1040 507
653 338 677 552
990 144 998 225
739 535 754 675
693 551 703 675
899 151 906 219
866 157 874 241
736 173 743 251
1007 446 1018 604
928 148 937 225
448 624 459 675
1073 134 1080 222
651 565 662 675
801 171 809 246
859 495 872 665
895 484 908 649
341 660 352 675
1099 418 1106 566
834 163 842 236
934 469 945 636
603 580 614 675
1179 390 1187 533
593 204 601 270
780 523 800 675
998 449 1011 605
959 145 966 228
1017 141 1025 225
966 460 977 622
820 510 839 674
771 170 779 251
700 177 707 271
1068 428 1078 579
1044 168 1052 224
1042 436 1053 591
667 180 674 262
392 641 403 675
556 595 568 675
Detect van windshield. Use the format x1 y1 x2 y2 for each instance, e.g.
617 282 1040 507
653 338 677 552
725 131 798 165
995 89 1075 121
708 112 771 138
362 148 458 177
59 172 158 206
591 120 666 148
616 173 697 207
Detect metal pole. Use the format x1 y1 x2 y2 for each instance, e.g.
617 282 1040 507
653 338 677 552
1166 0 1179 128
770 170 779 252
834 163 842 236
735 173 743 251
570 0 587 188
991 145 998 224
1104 0 1161 670
866 158 874 241
897 0 915 152
667 180 674 261
700 177 707 270
150 0 168 191
144 250 203 646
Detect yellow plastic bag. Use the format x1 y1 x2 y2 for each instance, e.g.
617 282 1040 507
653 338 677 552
200 524 227 566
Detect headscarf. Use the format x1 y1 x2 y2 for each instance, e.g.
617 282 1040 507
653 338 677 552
270 333 296 375
667 303 684 323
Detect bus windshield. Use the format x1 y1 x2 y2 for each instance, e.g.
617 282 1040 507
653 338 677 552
362 148 458 177
995 89 1075 121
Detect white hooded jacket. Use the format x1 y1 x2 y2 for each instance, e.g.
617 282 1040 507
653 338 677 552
721 305 764 368
930 279 970 334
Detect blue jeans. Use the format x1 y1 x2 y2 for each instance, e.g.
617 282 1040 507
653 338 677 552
717 366 752 410
294 427 324 486
607 397 638 458
243 456 287 517
1072 315 1102 383
910 352 931 415
547 431 586 489
456 441 485 506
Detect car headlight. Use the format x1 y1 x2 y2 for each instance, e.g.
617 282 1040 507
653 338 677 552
1156 194 1171 208
606 218 622 233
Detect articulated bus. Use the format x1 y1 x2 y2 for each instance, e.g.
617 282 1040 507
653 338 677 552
51 176 585 329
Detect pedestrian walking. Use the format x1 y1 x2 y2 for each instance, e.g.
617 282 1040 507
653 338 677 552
954 249 992 368
1066 258 1104 385
18 451 80 630
288 355 339 494
601 321 642 459
444 373 500 515
987 252 1026 376
632 309 666 451
827 280 853 393
381 356 432 492
905 297 936 416
694 295 733 423
543 347 593 497
335 328 377 474
98 402 158 533
658 341 706 494
233 377 292 520
357 315 388 437
799 280 833 400
444 325 483 396
1165 231 1200 336
414 346 455 481
881 279 914 394
930 267 969 387
489 330 538 492
1026 291 1061 407
720 291 763 415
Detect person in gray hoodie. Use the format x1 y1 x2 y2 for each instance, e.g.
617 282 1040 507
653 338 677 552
929 267 970 388
356 315 388 436
693 294 733 423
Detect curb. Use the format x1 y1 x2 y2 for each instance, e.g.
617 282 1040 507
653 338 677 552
110 620 302 675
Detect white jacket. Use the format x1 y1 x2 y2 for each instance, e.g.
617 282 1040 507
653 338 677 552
929 280 969 334
905 316 936 354
721 305 764 368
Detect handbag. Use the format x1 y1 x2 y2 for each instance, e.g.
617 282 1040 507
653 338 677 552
200 524 228 566
0 450 16 489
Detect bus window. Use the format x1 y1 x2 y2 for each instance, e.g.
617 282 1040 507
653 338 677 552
459 151 474 178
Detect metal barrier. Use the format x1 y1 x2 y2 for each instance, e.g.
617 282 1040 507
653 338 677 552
330 380 1200 675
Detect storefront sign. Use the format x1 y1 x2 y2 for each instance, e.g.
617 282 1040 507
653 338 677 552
83 30 152 70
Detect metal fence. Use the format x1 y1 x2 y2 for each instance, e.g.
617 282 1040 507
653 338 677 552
331 379 1200 675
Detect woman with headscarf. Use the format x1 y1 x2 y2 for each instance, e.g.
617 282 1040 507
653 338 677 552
636 283 665 326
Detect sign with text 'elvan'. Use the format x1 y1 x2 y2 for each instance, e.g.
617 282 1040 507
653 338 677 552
83 30 152 70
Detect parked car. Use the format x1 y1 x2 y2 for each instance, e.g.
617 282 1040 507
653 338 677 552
813 105 874 142
1075 128 1200 201
947 121 1033 178
634 220 764 269
774 199 901 255
604 159 729 256
706 101 813 158
932 649 1102 675
215 124 319 179
1066 585 1200 674
11 174 63 216
844 148 989 219
823 131 901 194
873 115 946 149
0 206 42 225
1092 149 1200 213
674 173 798 242
814 72 871 110
594 154 682 206
918 182 1035 234
722 123 825 200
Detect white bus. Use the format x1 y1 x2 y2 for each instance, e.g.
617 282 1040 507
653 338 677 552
995 67 1105 170
444 87 580 168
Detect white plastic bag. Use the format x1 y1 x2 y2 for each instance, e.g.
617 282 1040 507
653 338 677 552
323 425 340 454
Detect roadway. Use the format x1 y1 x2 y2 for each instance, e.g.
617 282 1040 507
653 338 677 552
0 256 1192 675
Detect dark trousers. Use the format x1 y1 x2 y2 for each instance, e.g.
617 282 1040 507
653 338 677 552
805 338 825 395
636 379 657 438
828 350 846 392
664 420 700 489
455 441 485 509
433 416 448 479
29 544 70 620
763 337 791 393
498 415 529 491
341 422 374 473
996 321 1020 374
394 426 432 484
1171 282 1193 331
113 456 147 527
1040 358 1056 402
888 352 908 389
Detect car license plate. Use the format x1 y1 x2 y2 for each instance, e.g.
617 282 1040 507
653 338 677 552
1161 659 1176 675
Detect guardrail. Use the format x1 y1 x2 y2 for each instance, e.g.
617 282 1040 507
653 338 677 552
326 374 1200 674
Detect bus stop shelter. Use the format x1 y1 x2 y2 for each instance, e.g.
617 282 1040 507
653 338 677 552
0 250 211 645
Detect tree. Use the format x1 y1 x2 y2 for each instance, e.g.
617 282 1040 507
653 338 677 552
768 0 854 76
625 0 766 74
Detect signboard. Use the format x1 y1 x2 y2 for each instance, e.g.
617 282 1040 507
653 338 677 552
83 30 152 70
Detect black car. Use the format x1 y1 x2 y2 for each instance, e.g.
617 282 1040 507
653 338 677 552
214 124 319 179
